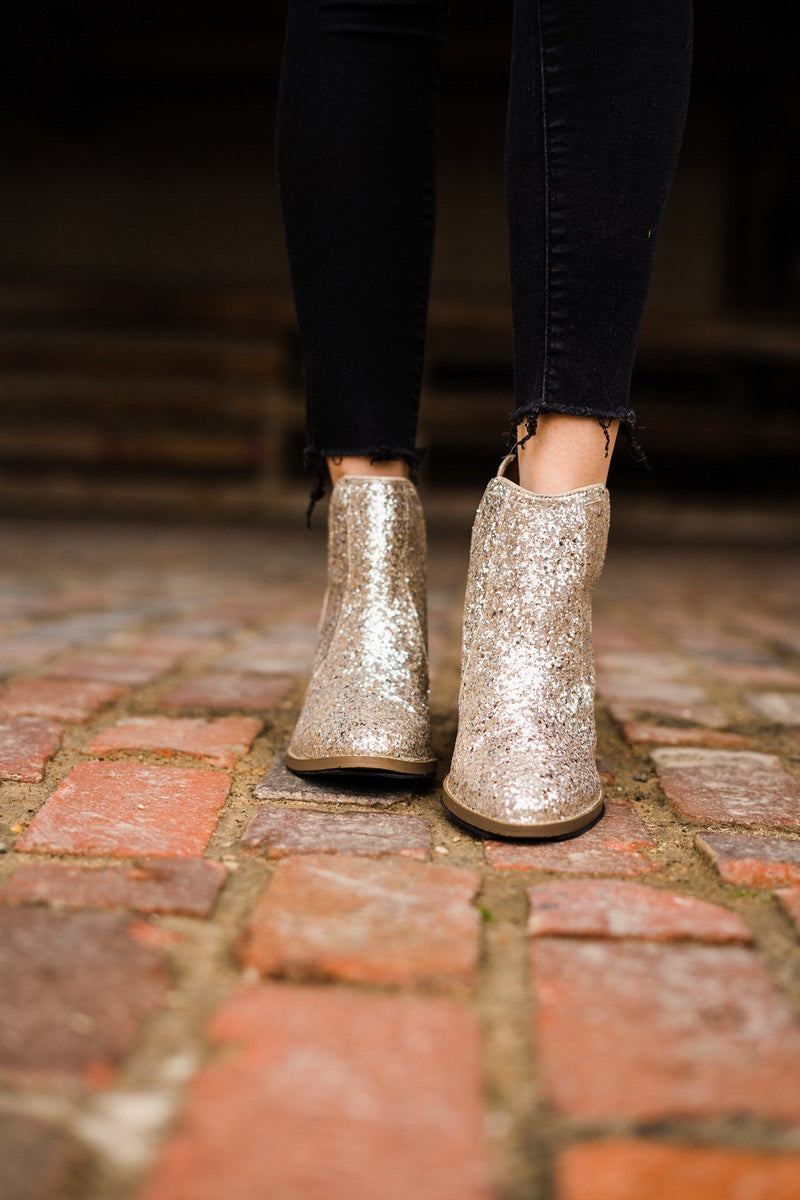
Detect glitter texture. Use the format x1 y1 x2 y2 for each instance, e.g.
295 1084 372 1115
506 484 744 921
444 462 610 835
286 476 435 772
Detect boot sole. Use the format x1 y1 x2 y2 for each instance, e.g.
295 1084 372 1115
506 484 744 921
286 750 437 778
441 774 604 838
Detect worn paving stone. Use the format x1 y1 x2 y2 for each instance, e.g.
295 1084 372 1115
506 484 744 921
748 692 800 725
139 982 493 1200
0 908 166 1087
254 754 413 808
609 698 728 728
0 678 128 722
215 628 317 674
0 716 62 781
1 858 227 917
532 940 800 1121
596 652 691 681
240 853 481 989
775 886 800 934
0 638 60 675
556 1139 800 1200
47 651 177 685
527 880 751 942
85 715 263 768
705 661 800 687
697 832 800 887
0 1112 79 1200
16 762 231 857
158 673 294 711
651 749 800 829
621 721 750 749
485 801 657 876
242 808 430 859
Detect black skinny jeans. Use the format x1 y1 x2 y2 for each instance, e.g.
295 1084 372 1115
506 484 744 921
275 1 693 515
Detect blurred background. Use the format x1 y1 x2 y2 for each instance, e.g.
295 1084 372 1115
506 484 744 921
1 0 798 538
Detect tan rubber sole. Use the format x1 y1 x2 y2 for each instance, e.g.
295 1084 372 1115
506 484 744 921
441 774 604 839
286 750 437 777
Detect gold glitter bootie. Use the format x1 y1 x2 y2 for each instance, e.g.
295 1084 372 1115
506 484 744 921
442 454 610 837
285 475 436 777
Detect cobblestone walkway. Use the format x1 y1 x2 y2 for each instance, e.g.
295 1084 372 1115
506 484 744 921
2 518 800 1199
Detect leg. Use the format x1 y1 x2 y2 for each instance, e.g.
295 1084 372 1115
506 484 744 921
444 0 693 838
275 0 451 515
505 0 693 486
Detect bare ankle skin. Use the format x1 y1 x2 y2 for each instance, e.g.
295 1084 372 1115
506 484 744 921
327 456 410 484
515 414 618 493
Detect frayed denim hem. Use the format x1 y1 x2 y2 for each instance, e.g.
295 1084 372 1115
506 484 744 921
507 403 649 467
302 444 426 528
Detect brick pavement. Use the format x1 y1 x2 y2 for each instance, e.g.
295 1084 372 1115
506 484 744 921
1 520 800 1199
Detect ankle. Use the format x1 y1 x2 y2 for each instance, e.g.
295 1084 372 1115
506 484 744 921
327 456 410 485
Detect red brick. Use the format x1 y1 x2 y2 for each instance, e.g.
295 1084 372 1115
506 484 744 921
592 613 648 652
139 983 493 1200
254 755 412 808
48 651 176 685
242 808 430 859
158 673 293 711
651 749 800 828
1 858 227 917
85 715 263 767
697 832 800 887
0 678 128 722
748 692 800 725
775 886 800 933
527 880 751 942
706 661 800 687
0 908 166 1087
16 762 231 857
0 1113 78 1200
621 722 750 749
216 627 317 674
0 716 62 781
240 853 480 989
0 638 58 673
532 940 800 1121
557 1140 800 1200
485 801 657 875
596 651 690 681
108 632 215 659
609 699 727 728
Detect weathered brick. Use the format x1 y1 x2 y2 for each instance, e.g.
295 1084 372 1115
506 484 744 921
85 715 263 768
215 627 317 674
16 762 231 857
242 808 430 859
748 692 800 725
609 699 727 728
697 832 800 887
775 886 800 933
485 801 657 876
254 754 412 808
592 613 648 652
651 749 800 828
158 673 293 711
0 909 166 1087
1 858 227 917
532 940 800 1121
139 983 493 1200
241 853 480 989
0 1113 78 1200
621 721 749 749
596 652 691 681
48 651 177 685
527 880 751 942
0 716 62 781
0 678 128 722
557 1140 800 1200
706 661 800 687
0 638 59 674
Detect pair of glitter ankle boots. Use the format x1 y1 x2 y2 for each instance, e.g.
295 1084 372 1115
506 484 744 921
285 453 610 838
